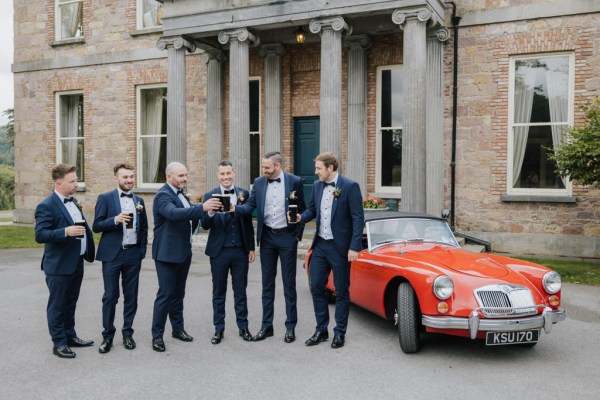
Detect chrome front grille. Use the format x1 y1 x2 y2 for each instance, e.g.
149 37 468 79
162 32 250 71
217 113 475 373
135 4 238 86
474 285 538 318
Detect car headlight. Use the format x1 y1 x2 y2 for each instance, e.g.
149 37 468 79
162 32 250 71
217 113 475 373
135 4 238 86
542 271 561 294
433 275 454 300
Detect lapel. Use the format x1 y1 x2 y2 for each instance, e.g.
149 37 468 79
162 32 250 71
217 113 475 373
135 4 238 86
316 181 324 221
52 192 75 225
132 193 141 231
331 176 342 220
165 184 184 208
258 178 268 220
112 189 121 213
284 173 291 210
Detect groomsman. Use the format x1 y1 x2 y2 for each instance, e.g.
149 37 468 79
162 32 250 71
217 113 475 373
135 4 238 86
235 151 305 343
150 161 222 352
201 160 255 344
92 163 148 353
35 163 95 358
296 152 364 349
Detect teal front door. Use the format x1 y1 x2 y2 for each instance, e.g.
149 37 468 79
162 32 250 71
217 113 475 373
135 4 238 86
294 117 320 202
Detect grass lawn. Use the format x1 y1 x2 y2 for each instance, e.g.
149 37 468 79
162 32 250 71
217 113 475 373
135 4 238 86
515 256 600 287
0 225 100 249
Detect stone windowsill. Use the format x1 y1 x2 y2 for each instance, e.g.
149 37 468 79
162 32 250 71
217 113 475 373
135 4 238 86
133 187 159 194
50 37 86 47
500 195 576 203
369 192 401 200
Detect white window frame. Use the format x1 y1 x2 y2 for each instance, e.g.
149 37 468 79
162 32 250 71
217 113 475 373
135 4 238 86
375 65 403 195
249 77 261 185
507 52 574 196
136 0 164 30
55 0 83 41
136 84 167 189
56 90 85 187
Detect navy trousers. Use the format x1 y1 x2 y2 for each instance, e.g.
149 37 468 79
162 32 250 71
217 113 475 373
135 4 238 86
151 255 191 338
210 246 249 332
45 258 84 347
309 237 351 336
101 247 142 339
259 229 298 330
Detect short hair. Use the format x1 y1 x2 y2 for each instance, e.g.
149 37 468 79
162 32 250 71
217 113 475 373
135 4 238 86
165 161 185 176
263 151 282 165
113 163 135 175
51 163 76 181
218 160 233 168
314 152 338 171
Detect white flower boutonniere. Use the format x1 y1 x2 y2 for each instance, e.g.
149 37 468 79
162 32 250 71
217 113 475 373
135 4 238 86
238 192 246 203
333 188 342 199
135 201 144 214
288 190 297 203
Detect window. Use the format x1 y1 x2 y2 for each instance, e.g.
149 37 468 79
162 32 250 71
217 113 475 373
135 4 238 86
55 0 83 40
508 54 573 195
137 0 164 30
56 92 85 182
376 66 403 193
137 85 167 187
249 78 261 183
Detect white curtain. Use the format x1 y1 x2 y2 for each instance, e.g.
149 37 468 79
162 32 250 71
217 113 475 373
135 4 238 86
546 66 568 187
61 96 80 166
512 66 537 187
142 89 164 183
60 1 82 39
142 0 160 28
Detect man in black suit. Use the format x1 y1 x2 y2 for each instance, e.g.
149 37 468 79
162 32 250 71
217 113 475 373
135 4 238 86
235 151 305 343
150 161 222 352
201 160 255 344
34 163 96 358
92 163 148 353
297 152 364 349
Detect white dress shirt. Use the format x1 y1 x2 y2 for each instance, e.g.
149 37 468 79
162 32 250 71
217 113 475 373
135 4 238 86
318 173 339 240
263 173 287 229
55 190 86 256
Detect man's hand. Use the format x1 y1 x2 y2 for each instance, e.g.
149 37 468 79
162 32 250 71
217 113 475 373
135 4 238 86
347 249 358 263
115 212 131 224
66 225 85 237
202 197 222 212
248 251 256 263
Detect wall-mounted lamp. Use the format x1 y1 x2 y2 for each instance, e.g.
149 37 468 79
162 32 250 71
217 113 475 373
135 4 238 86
294 26 306 44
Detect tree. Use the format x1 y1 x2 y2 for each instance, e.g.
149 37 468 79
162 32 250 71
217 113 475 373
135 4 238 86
1 108 14 147
0 165 15 210
551 97 600 189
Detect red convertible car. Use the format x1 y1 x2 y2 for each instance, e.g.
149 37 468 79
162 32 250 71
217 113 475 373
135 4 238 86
304 211 566 353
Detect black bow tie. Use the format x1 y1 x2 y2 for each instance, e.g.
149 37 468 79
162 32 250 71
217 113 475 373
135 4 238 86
120 193 133 198
63 197 74 203
267 178 281 184
223 189 235 195
324 181 335 187
176 190 185 196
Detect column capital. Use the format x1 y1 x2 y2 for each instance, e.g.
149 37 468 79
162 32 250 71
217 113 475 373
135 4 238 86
259 43 285 58
427 27 450 42
309 16 352 36
157 36 196 53
201 49 227 64
218 28 260 47
344 34 372 50
392 7 440 30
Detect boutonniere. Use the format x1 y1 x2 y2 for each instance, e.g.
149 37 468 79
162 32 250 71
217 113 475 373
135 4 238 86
237 192 245 203
74 199 82 211
287 190 297 203
135 201 144 214
333 188 342 199
196 195 203 204
184 193 192 203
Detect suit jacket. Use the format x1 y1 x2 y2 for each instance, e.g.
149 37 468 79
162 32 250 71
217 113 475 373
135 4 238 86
92 189 148 262
152 183 205 264
235 172 306 246
34 192 95 275
200 186 255 258
301 175 365 256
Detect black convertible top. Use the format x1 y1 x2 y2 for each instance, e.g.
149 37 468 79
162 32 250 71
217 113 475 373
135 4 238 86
363 210 446 223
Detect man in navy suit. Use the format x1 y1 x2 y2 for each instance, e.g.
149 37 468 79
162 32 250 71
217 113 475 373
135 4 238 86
297 152 364 349
235 151 305 343
150 161 221 352
92 163 148 353
35 163 96 358
201 160 255 344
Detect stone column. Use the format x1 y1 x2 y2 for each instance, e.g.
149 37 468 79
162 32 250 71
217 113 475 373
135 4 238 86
309 16 351 164
157 36 196 165
202 50 227 190
426 28 449 217
259 44 285 154
392 8 431 213
345 35 371 191
218 28 259 189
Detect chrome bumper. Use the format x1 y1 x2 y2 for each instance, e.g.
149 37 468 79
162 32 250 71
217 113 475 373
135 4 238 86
422 308 566 340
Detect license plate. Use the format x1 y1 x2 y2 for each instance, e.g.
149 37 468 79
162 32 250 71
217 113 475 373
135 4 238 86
485 330 539 346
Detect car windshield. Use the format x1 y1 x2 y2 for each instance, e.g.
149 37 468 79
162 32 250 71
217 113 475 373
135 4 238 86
366 218 459 251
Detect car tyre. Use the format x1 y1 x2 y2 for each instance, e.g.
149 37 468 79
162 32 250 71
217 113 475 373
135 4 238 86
397 282 421 353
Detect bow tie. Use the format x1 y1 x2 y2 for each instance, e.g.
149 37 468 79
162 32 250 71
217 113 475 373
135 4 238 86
176 190 185 196
267 178 281 184
223 189 235 195
120 193 133 198
323 181 335 187
63 197 74 203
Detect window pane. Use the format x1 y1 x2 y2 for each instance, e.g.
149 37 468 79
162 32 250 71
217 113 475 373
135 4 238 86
58 94 84 180
381 129 402 187
139 87 167 184
141 0 163 28
249 80 260 132
381 68 403 128
250 134 260 183
141 136 166 184
140 88 167 136
59 2 83 39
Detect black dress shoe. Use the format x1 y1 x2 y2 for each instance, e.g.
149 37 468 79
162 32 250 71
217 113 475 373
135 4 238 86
239 329 253 342
123 336 136 350
67 337 94 347
284 328 296 343
152 337 165 352
211 331 224 345
172 330 193 342
53 345 76 358
252 326 274 341
305 331 329 346
98 338 113 354
331 334 345 349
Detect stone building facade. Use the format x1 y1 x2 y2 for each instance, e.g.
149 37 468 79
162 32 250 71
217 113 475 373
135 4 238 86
12 0 600 258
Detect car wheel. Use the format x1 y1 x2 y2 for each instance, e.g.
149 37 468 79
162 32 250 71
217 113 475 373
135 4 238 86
397 282 421 353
